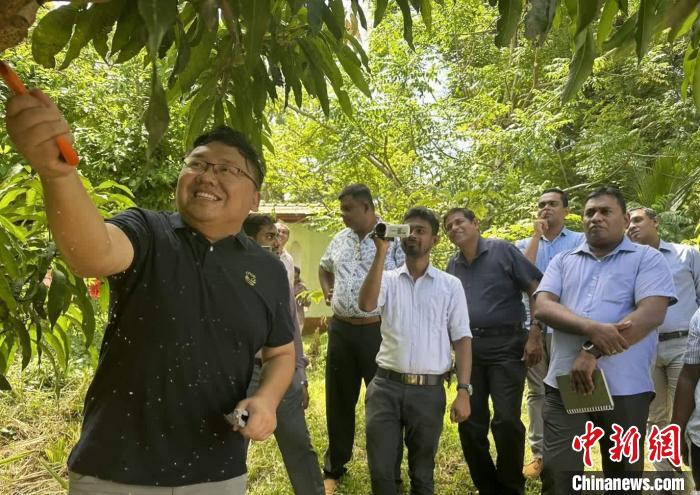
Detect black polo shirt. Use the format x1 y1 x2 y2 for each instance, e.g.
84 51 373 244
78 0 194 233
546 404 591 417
67 208 294 486
446 237 542 328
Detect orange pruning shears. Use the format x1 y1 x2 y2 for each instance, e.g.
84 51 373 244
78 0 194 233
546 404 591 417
0 60 80 166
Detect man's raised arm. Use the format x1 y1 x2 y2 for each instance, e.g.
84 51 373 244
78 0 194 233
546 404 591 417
6 90 133 277
358 238 389 312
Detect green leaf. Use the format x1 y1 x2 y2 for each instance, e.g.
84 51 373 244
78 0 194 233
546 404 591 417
47 269 69 329
0 228 20 279
524 0 557 43
111 0 140 55
167 29 217 96
138 0 179 62
374 0 389 27
396 0 415 49
336 45 372 97
31 5 78 69
667 0 700 41
70 279 96 348
17 320 32 370
694 49 700 109
242 0 271 66
562 26 596 103
419 0 433 30
322 0 346 39
308 0 325 32
0 272 17 312
603 12 637 51
495 0 522 48
576 0 602 46
185 93 215 148
636 0 658 61
0 374 10 391
42 331 67 372
145 67 170 158
168 19 191 86
597 0 619 50
61 0 125 69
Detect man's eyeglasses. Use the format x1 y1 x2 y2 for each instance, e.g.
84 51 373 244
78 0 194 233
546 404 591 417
537 200 560 209
182 158 259 188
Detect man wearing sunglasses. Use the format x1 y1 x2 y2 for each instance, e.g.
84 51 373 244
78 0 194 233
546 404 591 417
5 88 295 495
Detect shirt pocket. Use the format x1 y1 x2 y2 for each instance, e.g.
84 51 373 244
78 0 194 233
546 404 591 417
600 273 634 304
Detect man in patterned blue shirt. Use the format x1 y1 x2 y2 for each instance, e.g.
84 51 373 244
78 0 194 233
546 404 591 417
318 184 405 494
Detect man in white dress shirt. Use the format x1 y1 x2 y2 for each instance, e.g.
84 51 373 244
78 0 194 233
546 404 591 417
359 206 473 495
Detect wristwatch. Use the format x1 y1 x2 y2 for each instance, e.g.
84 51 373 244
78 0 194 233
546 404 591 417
581 340 603 359
457 383 473 396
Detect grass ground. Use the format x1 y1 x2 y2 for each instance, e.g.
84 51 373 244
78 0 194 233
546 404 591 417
0 331 675 494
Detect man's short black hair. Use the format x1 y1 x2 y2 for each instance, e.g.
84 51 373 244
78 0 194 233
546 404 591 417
404 207 440 235
542 188 569 207
243 213 276 239
628 206 658 220
191 126 266 189
442 207 477 229
338 184 374 210
585 186 626 213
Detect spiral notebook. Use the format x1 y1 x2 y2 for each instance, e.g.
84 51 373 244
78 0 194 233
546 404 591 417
556 370 614 414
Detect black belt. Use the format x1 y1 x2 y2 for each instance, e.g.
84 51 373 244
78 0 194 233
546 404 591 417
471 324 524 337
658 330 689 342
375 367 445 386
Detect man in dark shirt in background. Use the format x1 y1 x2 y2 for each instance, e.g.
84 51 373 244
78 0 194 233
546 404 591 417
243 213 324 495
444 207 542 495
5 86 295 495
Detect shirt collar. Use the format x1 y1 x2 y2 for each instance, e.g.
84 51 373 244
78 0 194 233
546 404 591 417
169 212 248 249
456 236 488 264
398 262 437 280
573 235 637 257
658 239 672 252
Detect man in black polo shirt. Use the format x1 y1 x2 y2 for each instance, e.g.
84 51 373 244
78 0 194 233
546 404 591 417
443 207 542 495
5 90 295 495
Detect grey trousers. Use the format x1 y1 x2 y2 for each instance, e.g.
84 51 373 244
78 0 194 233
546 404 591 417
246 364 324 495
68 472 246 494
525 332 552 459
365 375 446 495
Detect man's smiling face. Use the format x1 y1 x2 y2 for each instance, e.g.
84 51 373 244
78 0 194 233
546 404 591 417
176 141 260 236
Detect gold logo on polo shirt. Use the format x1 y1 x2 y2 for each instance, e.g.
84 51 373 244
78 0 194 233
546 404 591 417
245 271 256 286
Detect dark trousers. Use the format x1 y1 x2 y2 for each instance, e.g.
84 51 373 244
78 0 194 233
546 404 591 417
458 331 527 495
246 365 324 495
541 385 653 495
366 376 445 495
323 317 383 479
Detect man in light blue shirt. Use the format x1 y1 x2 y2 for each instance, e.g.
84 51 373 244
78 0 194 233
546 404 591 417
534 187 676 495
627 206 700 482
515 188 584 478
359 207 472 495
